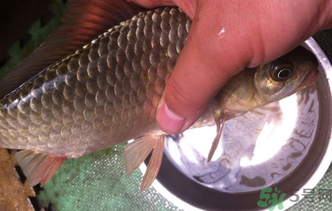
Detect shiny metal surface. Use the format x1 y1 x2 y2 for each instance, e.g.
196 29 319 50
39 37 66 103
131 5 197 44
165 86 318 193
148 38 332 211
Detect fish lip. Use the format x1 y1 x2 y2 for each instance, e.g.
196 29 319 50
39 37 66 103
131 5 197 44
298 69 319 89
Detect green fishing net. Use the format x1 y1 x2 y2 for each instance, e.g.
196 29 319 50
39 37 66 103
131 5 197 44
0 1 182 210
38 145 181 211
1 1 332 211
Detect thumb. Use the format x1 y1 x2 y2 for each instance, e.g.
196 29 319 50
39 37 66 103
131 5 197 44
156 3 249 134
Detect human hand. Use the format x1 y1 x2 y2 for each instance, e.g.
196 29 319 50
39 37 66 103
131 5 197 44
128 0 332 134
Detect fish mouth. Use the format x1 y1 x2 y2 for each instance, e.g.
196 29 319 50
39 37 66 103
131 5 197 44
298 69 319 90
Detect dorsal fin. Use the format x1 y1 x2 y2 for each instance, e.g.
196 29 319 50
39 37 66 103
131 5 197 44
0 0 143 98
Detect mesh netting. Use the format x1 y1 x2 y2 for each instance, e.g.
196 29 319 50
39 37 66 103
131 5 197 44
0 1 332 211
37 145 182 211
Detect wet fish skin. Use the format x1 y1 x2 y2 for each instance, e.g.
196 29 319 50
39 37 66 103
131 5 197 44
214 47 318 119
0 6 318 188
0 7 189 158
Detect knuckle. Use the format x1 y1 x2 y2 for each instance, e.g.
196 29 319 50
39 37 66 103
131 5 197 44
165 78 205 117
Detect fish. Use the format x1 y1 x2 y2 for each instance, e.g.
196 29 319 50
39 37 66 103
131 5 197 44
0 0 318 191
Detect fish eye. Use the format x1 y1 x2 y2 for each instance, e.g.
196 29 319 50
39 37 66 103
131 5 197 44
270 61 294 81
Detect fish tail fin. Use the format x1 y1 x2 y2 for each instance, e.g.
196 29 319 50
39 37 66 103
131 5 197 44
15 150 66 187
124 134 165 191
207 110 226 162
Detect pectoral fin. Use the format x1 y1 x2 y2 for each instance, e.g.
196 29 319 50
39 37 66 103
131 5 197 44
15 150 66 187
124 134 165 190
207 110 226 162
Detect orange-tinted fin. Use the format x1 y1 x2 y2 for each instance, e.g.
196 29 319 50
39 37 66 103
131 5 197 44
124 134 165 191
0 0 143 98
207 110 226 162
15 150 66 187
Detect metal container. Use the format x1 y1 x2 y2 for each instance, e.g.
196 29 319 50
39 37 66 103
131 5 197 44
142 38 332 211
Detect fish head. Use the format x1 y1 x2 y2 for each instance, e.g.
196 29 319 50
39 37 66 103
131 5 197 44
207 46 318 162
254 46 318 103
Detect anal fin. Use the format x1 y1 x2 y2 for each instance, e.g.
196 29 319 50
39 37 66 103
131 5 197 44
124 134 165 190
15 150 66 187
207 110 226 162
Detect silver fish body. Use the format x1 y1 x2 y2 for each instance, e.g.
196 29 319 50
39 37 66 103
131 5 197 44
0 5 318 189
0 7 191 158
0 6 319 157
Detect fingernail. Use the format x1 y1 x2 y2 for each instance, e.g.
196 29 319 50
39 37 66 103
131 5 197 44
156 102 186 134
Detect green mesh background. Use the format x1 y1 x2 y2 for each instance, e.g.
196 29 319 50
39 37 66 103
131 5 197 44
0 1 332 210
38 145 181 211
0 0 65 79
287 165 332 211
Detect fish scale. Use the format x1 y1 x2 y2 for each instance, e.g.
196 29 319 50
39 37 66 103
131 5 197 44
0 7 190 158
0 2 318 189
